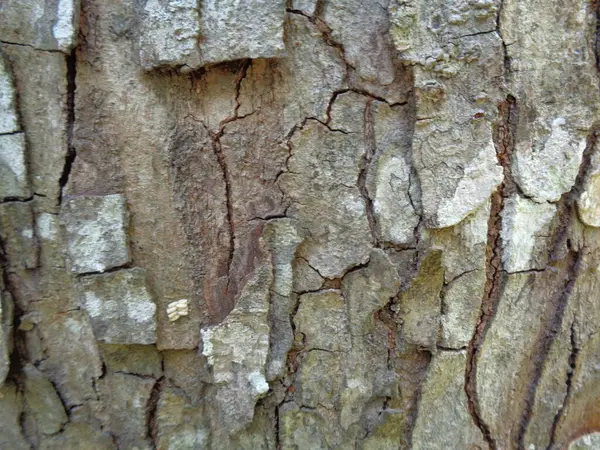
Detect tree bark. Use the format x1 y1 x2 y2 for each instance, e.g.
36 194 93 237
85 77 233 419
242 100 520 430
1 1 599 449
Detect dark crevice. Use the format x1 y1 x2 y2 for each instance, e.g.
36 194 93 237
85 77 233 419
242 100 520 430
325 89 348 124
496 0 511 75
307 117 351 134
204 61 251 296
445 268 478 286
1 236 28 391
515 127 599 449
325 88 409 125
288 115 353 140
502 267 547 275
547 320 579 450
286 8 312 20
567 128 600 207
0 196 34 204
436 345 468 352
375 301 399 371
405 350 433 449
0 130 25 137
248 211 290 222
357 98 379 247
0 40 64 53
210 138 236 293
114 370 156 380
275 401 281 450
379 242 417 252
288 3 353 77
146 376 164 450
313 0 326 20
406 169 422 239
594 0 600 74
450 29 498 40
465 96 516 450
226 59 251 125
99 361 107 380
517 246 582 449
18 409 29 449
314 19 349 70
59 50 77 203
74 262 132 278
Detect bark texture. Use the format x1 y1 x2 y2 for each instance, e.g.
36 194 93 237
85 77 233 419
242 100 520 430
0 0 600 449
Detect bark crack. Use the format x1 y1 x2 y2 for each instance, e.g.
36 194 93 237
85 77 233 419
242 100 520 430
58 50 77 203
516 127 599 449
547 320 579 449
593 0 600 74
357 98 379 247
495 0 511 75
516 249 581 449
204 60 252 296
210 138 236 292
465 96 516 450
0 40 64 54
146 376 165 450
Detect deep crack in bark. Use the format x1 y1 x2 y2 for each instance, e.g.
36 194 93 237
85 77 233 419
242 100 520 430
516 247 582 449
516 128 599 449
146 376 165 450
58 50 77 203
547 320 580 449
358 98 379 247
209 60 251 295
465 96 516 450
210 138 236 294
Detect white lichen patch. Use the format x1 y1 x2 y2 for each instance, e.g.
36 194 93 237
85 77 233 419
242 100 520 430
139 0 285 70
36 213 59 241
568 433 600 450
514 118 587 203
0 133 31 200
372 154 419 244
200 263 273 434
577 172 600 227
61 194 130 274
501 195 556 273
53 0 77 52
76 268 157 344
436 143 504 228
247 371 269 395
0 57 19 134
166 299 189 322
139 0 201 69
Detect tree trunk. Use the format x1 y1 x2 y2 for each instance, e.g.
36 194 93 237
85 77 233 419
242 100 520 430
1 0 599 449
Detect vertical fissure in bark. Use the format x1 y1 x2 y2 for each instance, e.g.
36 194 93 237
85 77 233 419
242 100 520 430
593 0 600 74
465 96 516 450
231 60 250 119
516 128 598 448
375 304 398 371
58 50 77 202
313 0 326 20
404 349 433 450
146 376 165 450
275 401 282 450
208 61 250 299
210 138 236 293
547 320 580 449
516 247 581 449
495 0 511 75
358 98 379 246
0 235 27 389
